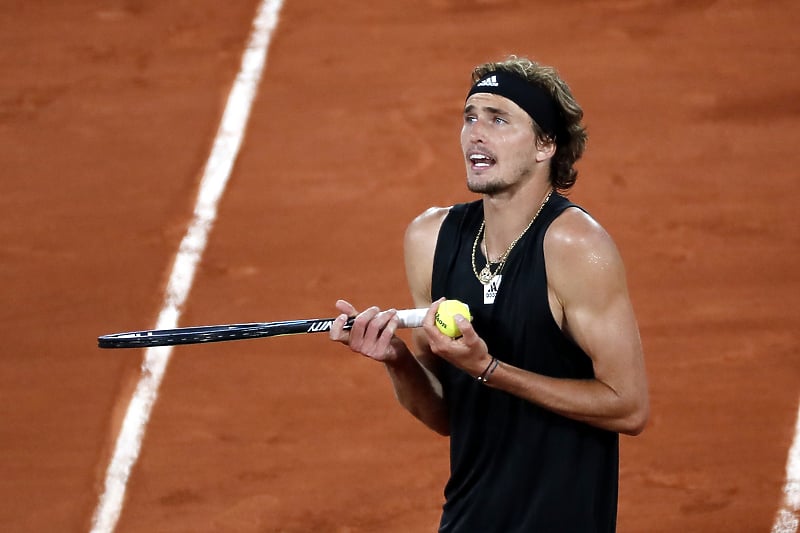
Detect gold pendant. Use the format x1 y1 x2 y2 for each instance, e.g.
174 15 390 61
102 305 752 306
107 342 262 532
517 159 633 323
478 265 494 284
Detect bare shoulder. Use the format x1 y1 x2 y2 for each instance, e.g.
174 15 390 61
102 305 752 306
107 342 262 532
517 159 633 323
545 206 622 259
404 206 451 261
405 206 450 241
544 206 628 299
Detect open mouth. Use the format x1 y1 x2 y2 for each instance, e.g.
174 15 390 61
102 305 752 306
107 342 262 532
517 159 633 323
468 152 496 169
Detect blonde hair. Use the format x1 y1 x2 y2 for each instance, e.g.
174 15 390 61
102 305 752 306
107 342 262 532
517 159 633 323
472 56 588 191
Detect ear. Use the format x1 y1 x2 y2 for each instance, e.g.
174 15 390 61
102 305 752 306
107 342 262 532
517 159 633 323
535 137 557 163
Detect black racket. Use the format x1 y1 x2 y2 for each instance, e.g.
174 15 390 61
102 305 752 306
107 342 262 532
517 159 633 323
98 308 427 349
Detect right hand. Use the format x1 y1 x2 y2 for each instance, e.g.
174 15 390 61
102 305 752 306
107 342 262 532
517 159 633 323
329 299 403 363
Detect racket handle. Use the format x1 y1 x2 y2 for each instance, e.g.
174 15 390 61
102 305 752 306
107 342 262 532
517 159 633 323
345 308 427 330
396 308 427 328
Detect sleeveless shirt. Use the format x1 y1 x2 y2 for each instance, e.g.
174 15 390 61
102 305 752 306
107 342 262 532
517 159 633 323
431 193 619 533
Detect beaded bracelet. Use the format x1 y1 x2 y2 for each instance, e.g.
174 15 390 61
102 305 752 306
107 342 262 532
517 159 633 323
476 357 499 384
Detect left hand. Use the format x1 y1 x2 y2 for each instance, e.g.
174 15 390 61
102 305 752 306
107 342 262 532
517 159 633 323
423 299 493 378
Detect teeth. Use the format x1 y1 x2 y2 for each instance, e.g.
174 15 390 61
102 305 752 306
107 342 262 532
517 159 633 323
470 154 492 167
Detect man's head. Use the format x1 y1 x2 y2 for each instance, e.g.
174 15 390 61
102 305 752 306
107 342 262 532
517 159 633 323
465 56 587 191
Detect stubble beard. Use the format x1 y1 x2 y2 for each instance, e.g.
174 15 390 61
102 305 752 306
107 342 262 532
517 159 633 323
467 163 527 196
467 176 509 196
466 159 539 196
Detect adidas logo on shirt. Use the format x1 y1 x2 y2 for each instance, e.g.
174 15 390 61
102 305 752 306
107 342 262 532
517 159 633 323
476 75 499 87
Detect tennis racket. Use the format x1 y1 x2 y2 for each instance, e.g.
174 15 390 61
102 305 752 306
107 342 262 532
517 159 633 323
98 308 427 349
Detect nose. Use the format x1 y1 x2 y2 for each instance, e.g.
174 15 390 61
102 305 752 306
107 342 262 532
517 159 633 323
465 119 486 144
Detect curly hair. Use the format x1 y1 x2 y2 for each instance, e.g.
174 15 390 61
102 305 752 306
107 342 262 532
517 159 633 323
471 56 588 191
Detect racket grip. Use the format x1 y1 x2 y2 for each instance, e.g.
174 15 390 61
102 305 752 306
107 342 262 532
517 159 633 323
396 308 427 328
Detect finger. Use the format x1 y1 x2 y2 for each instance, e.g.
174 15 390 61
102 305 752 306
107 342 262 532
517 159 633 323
365 308 397 335
330 299 358 342
335 299 357 316
365 309 399 356
364 308 396 343
454 314 476 344
422 298 446 339
348 306 381 351
329 313 351 342
379 313 399 345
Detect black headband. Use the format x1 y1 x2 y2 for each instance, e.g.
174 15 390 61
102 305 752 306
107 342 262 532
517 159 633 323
467 71 561 137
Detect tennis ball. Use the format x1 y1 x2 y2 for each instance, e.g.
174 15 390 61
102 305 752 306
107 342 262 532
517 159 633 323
434 300 472 338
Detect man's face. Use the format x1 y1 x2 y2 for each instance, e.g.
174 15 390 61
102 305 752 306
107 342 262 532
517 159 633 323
461 93 540 195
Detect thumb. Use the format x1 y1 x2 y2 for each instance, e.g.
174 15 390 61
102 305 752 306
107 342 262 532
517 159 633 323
335 299 357 316
454 314 477 342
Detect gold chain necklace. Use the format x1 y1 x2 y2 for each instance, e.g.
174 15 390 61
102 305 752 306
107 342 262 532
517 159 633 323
471 189 553 285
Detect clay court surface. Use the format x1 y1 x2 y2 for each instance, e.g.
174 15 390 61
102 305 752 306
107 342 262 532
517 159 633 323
2 1 799 531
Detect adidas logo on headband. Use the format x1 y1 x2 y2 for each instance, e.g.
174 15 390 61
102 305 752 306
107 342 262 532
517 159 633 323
467 71 560 136
476 75 499 87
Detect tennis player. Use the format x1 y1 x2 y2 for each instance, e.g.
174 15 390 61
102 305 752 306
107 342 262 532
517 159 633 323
330 55 649 532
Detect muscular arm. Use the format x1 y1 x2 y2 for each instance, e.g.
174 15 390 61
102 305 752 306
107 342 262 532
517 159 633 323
426 208 649 435
535 209 649 434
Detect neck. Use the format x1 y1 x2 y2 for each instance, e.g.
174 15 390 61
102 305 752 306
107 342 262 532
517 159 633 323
481 182 553 261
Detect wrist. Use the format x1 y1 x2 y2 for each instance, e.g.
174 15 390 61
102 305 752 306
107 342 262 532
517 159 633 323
475 356 500 384
382 337 414 367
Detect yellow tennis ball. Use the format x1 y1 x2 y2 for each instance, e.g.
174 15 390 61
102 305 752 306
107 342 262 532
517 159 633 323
434 300 472 338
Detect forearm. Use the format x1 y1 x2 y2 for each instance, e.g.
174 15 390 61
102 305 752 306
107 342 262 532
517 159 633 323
384 338 450 436
485 360 648 435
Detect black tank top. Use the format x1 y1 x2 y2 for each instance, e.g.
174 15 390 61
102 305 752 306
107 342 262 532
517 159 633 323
431 194 619 533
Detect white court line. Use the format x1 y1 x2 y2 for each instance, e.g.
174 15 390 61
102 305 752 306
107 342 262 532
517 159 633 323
773 399 800 533
89 1 284 531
